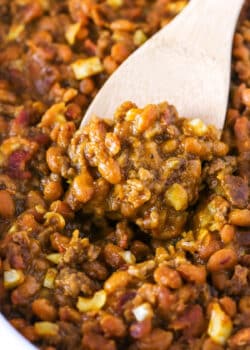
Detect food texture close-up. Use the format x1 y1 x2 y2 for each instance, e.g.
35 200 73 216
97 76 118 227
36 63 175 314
0 1 249 350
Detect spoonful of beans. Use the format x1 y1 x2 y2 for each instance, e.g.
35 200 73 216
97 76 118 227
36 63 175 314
80 0 244 130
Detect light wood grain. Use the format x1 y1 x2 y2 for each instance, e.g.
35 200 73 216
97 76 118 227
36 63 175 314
81 0 244 130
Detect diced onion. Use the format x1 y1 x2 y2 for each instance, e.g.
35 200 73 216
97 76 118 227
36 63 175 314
188 118 208 136
77 290 106 312
165 183 188 211
7 24 25 41
43 268 57 289
34 322 59 337
208 302 232 345
71 57 104 80
3 269 24 289
132 303 153 322
119 250 136 265
46 253 62 265
65 23 81 46
107 0 123 8
133 30 147 46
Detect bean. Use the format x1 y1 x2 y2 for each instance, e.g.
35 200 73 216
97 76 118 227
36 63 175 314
46 146 64 174
79 78 95 95
239 296 250 313
177 263 206 284
219 296 236 317
72 171 94 203
100 314 126 337
104 270 130 294
111 42 131 63
32 298 57 321
207 249 237 272
154 265 182 289
98 158 121 184
43 180 63 201
0 190 15 218
220 224 235 244
229 209 250 227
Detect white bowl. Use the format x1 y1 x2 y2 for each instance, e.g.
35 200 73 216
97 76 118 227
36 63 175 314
0 313 36 349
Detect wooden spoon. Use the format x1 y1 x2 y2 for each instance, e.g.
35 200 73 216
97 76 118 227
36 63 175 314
81 0 244 130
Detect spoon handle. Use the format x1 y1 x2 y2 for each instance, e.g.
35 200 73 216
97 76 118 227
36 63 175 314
157 0 244 61
182 0 244 57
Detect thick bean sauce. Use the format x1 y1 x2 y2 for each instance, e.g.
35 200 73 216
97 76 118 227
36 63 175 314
0 1 249 350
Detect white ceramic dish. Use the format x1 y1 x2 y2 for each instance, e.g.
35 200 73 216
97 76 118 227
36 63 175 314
0 313 36 350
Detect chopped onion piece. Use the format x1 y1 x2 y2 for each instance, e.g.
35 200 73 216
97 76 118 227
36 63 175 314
77 290 106 312
133 30 147 46
46 253 62 265
208 302 232 345
43 268 57 289
107 0 123 8
188 118 208 136
3 269 24 289
34 322 59 337
71 57 104 80
119 250 136 264
7 24 25 41
65 22 81 46
132 303 153 322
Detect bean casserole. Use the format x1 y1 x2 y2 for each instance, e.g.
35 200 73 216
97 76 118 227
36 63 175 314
0 1 250 350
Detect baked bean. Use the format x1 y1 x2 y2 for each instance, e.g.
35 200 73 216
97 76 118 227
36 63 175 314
154 265 182 289
46 146 64 174
104 270 130 294
177 263 206 284
220 224 235 244
100 314 126 338
0 190 15 218
239 296 250 314
229 209 250 227
32 298 57 321
228 328 250 348
111 42 131 63
219 297 237 317
79 78 95 95
135 328 173 350
207 249 238 272
43 180 63 201
98 158 121 184
71 171 94 203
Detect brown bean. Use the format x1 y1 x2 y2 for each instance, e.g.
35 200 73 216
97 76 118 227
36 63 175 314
72 171 94 203
0 190 15 218
207 249 238 272
98 158 121 184
135 328 173 350
229 209 250 227
43 180 63 201
104 270 130 294
220 224 235 244
154 265 182 289
241 88 250 106
32 298 57 321
111 42 131 63
46 146 64 174
228 328 250 348
100 314 126 338
79 78 95 95
219 296 236 317
177 263 206 284
130 318 152 339
103 55 118 74
239 296 250 314
202 338 224 350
